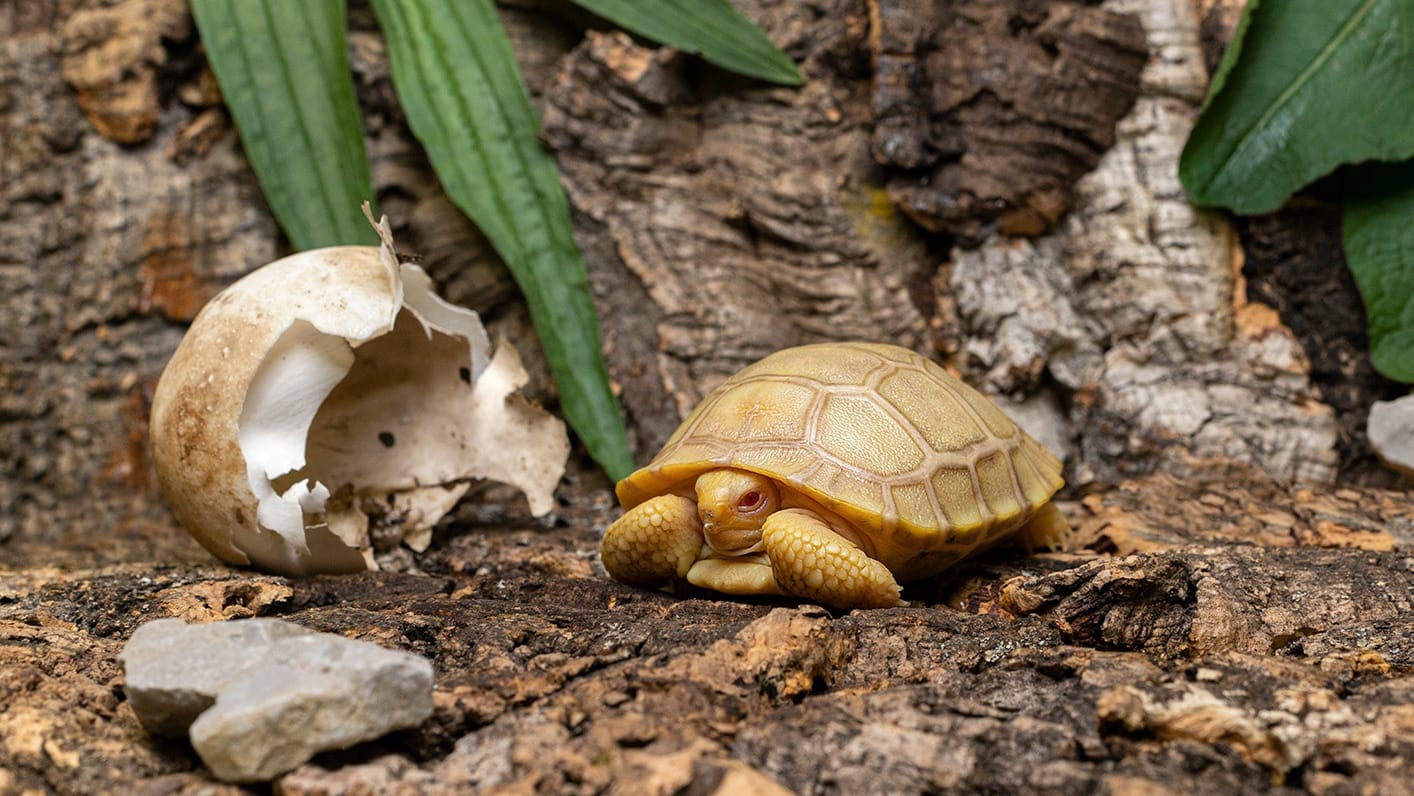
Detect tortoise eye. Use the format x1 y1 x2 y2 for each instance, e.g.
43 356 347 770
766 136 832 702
737 490 763 511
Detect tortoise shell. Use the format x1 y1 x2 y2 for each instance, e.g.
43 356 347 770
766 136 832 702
616 342 1064 579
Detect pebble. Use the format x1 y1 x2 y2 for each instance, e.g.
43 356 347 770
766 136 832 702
1368 394 1414 478
120 618 433 782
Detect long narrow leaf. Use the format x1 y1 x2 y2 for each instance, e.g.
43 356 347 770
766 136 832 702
370 0 634 480
1344 161 1414 383
1180 0 1414 214
191 0 377 249
570 0 803 85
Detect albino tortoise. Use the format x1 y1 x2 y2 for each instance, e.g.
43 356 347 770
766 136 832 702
600 342 1068 609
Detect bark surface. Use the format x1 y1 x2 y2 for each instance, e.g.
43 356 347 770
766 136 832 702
2 0 1411 793
4 472 1414 794
870 0 1147 240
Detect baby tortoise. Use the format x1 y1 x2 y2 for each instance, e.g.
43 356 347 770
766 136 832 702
601 342 1068 609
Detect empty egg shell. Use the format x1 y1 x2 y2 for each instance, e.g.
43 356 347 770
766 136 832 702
149 217 569 575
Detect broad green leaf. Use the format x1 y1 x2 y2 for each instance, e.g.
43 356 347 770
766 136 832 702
570 0 803 85
1344 161 1414 383
191 0 377 249
370 0 634 480
1191 0 1261 116
1180 0 1414 214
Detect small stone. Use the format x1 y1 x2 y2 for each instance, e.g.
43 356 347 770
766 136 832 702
120 618 434 783
120 617 313 737
1368 395 1414 478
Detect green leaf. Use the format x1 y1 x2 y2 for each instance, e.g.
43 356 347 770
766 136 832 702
190 0 377 249
1180 0 1414 214
1344 161 1414 383
370 0 634 480
570 0 803 85
1191 0 1261 116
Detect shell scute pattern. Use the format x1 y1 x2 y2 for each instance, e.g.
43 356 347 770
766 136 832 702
620 343 1063 573
877 369 989 451
816 393 926 476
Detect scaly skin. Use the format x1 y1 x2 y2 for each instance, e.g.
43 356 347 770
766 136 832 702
762 508 904 609
602 470 908 608
1016 501 1070 552
600 494 702 587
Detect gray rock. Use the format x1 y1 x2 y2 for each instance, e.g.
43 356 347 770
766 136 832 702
1368 394 1414 478
120 616 315 737
120 618 433 782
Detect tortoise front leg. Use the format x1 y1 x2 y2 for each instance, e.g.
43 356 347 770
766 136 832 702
601 495 703 587
762 509 904 609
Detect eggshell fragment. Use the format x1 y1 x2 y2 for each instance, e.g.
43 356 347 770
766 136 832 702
149 215 569 575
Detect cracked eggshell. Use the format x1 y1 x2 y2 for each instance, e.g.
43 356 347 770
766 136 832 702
150 233 569 576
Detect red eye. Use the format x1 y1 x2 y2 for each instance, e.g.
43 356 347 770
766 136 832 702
737 490 763 511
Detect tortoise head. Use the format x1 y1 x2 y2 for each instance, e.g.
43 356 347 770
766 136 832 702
694 469 780 555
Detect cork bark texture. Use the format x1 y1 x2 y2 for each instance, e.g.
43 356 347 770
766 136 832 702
2 0 1412 792
869 0 1147 240
4 471 1414 794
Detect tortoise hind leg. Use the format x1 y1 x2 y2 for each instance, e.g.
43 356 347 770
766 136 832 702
762 509 904 609
1016 501 1070 552
601 495 703 587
